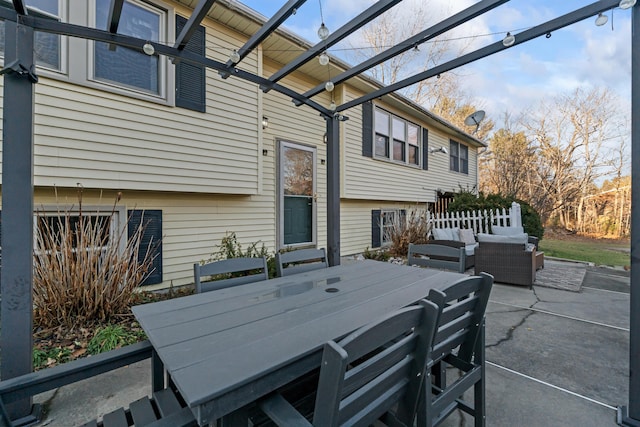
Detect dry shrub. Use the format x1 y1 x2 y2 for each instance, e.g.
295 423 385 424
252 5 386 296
384 209 432 257
33 191 156 329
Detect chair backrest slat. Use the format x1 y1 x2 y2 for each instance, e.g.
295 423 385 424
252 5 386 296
438 295 479 325
276 248 328 277
427 273 493 364
194 257 268 293
312 300 441 427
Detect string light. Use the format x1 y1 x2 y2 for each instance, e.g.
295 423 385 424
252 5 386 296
142 42 155 55
325 81 335 92
229 49 240 63
318 52 329 66
595 13 608 26
502 32 515 47
317 23 330 40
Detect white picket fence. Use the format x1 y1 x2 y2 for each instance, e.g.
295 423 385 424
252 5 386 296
427 202 522 235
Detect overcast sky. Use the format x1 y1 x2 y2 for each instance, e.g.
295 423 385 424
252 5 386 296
239 0 633 133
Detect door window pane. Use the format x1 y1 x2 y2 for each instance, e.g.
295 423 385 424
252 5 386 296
283 146 313 196
95 0 162 94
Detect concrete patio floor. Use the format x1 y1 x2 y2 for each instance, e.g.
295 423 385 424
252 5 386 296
30 259 631 426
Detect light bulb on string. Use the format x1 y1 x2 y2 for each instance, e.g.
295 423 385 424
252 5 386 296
595 13 608 26
325 81 335 92
502 32 515 47
317 23 330 40
229 49 241 64
142 42 155 56
318 52 330 66
329 100 337 111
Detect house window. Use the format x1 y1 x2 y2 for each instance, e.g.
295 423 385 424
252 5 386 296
449 140 468 174
93 0 166 96
0 0 64 71
380 209 400 246
373 107 421 166
35 208 123 254
372 209 405 247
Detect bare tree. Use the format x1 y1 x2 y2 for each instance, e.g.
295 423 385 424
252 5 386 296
480 113 535 198
347 1 493 137
521 87 619 229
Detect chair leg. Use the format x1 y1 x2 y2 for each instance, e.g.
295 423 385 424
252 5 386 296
473 320 486 427
432 361 446 390
416 371 433 427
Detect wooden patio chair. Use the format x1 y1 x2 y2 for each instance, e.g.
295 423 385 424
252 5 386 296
275 248 328 277
0 342 197 427
419 272 494 427
258 299 441 426
194 256 269 293
408 243 467 273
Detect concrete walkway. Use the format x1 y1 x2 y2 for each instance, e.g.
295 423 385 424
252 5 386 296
27 261 632 426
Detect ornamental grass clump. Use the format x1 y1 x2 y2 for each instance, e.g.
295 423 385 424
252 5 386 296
33 191 156 329
384 208 432 258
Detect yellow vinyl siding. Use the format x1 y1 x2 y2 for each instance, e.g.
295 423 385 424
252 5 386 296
340 200 420 256
27 188 276 290
1 14 262 195
342 88 479 202
262 60 330 250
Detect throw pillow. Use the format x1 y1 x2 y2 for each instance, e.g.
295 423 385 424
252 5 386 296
459 228 476 245
448 227 460 241
432 228 447 240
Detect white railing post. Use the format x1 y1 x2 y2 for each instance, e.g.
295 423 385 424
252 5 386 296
511 202 522 227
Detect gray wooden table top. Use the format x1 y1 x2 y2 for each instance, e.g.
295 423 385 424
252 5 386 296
132 260 464 425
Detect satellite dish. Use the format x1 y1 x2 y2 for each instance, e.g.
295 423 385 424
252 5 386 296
464 110 485 135
464 110 486 127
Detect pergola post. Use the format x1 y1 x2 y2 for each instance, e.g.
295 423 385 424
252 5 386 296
1 20 37 423
326 115 341 266
619 3 640 426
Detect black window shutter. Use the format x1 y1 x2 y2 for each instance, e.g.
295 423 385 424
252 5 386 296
371 210 381 248
128 210 162 286
362 101 373 157
422 128 429 170
175 15 206 113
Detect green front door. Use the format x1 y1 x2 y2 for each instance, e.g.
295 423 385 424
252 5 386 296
280 141 316 247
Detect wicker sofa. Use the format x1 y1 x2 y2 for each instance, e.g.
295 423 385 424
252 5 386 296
474 233 537 287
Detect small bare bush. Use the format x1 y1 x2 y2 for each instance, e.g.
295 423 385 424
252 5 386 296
383 208 432 257
33 191 156 329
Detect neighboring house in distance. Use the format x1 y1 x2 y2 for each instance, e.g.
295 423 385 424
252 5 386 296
0 0 485 289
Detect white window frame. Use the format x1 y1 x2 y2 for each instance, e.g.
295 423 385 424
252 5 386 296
373 106 421 167
380 209 401 247
1 0 176 105
34 205 126 255
449 140 469 174
87 0 169 100
0 0 68 76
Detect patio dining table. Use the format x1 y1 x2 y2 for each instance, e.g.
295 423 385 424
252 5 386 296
132 260 465 426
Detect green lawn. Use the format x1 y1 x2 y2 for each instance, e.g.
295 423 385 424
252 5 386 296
539 238 630 267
